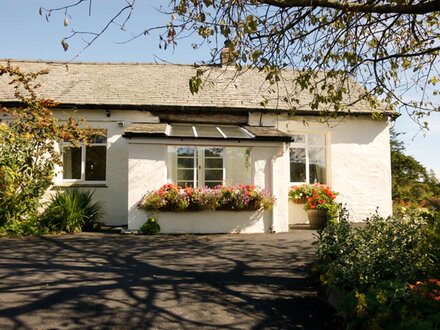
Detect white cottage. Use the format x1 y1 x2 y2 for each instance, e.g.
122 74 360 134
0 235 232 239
0 59 395 233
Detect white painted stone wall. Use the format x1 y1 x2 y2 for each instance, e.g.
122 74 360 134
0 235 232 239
47 108 392 229
49 109 159 226
278 115 393 223
127 143 167 230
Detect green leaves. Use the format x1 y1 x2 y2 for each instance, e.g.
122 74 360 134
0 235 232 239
316 209 440 328
40 189 103 233
244 15 257 33
189 68 205 94
0 63 96 231
189 75 202 94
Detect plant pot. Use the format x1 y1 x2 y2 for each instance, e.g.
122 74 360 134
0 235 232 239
291 197 308 204
306 209 327 229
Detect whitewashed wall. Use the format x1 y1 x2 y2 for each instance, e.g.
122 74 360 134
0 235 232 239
276 114 392 222
48 108 392 229
49 109 159 226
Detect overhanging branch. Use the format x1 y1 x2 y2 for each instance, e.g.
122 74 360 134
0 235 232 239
260 0 440 15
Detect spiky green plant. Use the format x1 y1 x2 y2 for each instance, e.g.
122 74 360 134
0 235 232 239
40 189 103 233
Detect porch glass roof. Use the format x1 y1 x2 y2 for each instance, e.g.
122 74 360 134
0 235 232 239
168 124 253 139
122 123 292 142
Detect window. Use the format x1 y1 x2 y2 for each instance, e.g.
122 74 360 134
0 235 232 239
168 146 251 188
290 134 326 184
62 132 107 182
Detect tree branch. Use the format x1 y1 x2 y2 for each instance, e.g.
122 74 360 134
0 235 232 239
260 0 440 15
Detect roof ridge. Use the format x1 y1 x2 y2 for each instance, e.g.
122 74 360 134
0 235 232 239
0 58 218 68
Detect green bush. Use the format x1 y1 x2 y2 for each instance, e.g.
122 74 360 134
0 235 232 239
40 189 103 233
0 63 94 229
315 209 440 328
337 279 440 329
139 217 160 235
316 209 437 290
0 218 49 237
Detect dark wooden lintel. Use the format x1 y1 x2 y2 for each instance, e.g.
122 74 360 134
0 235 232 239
155 113 248 125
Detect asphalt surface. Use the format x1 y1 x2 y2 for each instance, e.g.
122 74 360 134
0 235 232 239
0 231 336 329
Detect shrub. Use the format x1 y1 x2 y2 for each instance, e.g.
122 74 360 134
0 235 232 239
315 209 440 328
139 184 275 212
40 189 103 233
338 279 440 329
0 63 94 230
0 218 49 237
139 217 160 235
316 210 434 290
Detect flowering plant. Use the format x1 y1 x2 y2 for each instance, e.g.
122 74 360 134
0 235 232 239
290 184 338 219
139 184 275 212
288 185 314 204
408 279 440 302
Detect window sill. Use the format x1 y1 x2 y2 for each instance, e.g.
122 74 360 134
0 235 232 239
53 183 108 189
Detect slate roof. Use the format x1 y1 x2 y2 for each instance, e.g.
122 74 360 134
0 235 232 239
0 59 391 115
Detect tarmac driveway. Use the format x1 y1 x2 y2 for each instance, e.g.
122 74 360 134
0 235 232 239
0 231 335 329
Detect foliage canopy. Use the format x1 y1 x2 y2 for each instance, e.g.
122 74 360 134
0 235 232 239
0 63 93 226
390 128 440 210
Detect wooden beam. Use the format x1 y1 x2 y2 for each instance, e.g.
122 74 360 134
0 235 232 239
155 113 249 125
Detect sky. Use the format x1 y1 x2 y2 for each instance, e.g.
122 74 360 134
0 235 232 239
1 0 439 177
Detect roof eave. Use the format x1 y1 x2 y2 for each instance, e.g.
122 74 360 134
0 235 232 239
0 101 399 118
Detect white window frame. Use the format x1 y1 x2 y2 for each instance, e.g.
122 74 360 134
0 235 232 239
61 134 107 184
289 133 328 185
174 146 225 188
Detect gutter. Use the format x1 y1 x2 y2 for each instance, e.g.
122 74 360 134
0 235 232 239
0 101 400 119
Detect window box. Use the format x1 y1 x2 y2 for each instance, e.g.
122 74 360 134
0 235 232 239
129 209 272 233
132 184 275 233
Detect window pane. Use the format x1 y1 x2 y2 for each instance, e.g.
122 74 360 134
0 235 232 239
194 125 223 138
205 147 223 157
205 169 223 181
205 158 223 168
177 157 194 169
309 146 326 184
63 147 81 180
308 134 325 146
205 181 222 188
291 134 306 144
224 147 251 185
178 169 195 181
85 146 106 181
218 126 251 139
177 147 195 157
171 125 195 137
178 181 194 188
89 134 107 144
290 148 306 182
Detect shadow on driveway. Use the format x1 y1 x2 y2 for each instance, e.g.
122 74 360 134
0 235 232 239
0 231 336 329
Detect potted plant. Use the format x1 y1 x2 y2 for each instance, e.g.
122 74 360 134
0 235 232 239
290 184 338 229
288 185 313 204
